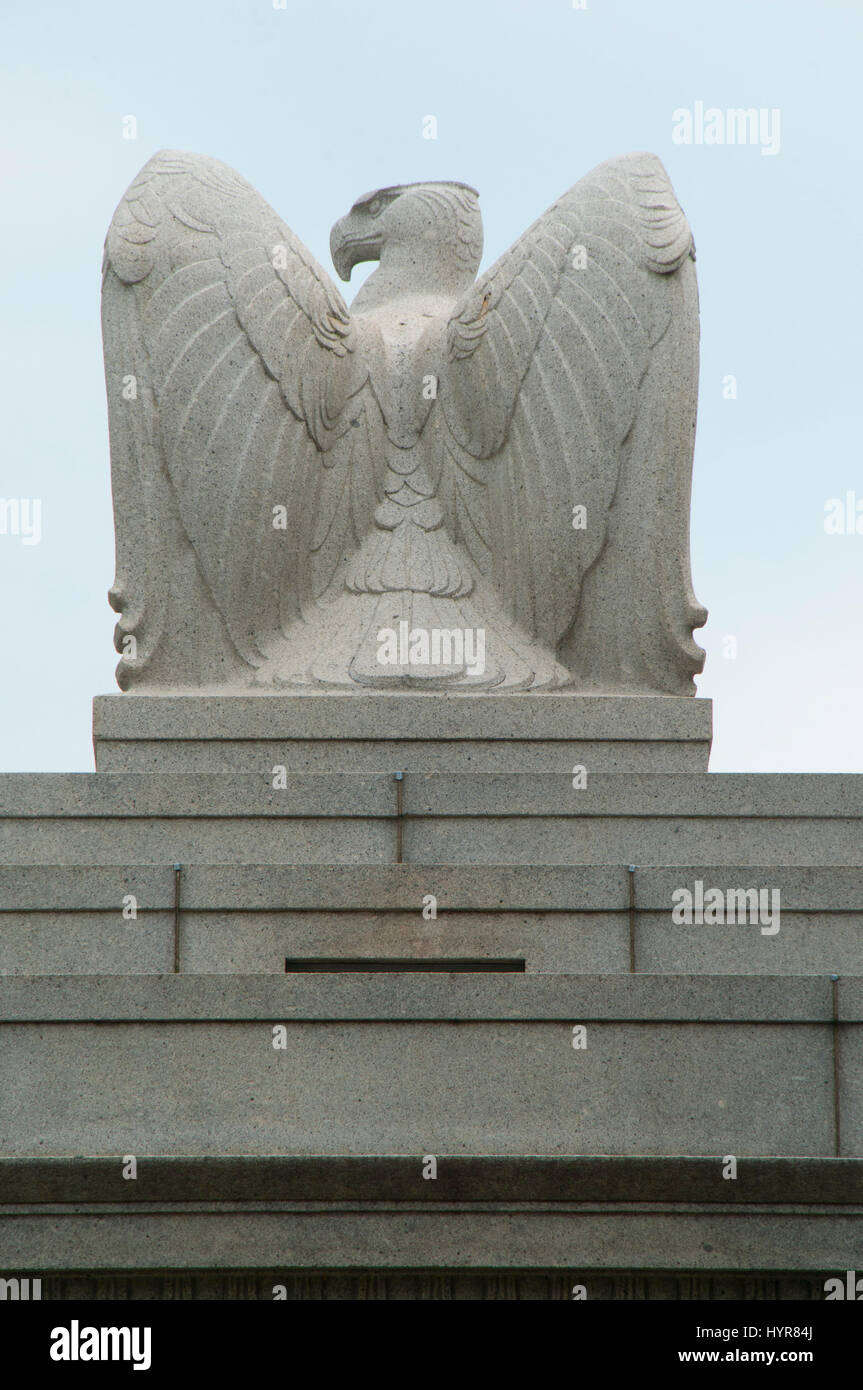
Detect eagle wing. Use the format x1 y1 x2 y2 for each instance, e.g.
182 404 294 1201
431 152 705 694
102 149 385 688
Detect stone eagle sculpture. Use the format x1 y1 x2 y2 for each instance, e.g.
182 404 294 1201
102 149 706 693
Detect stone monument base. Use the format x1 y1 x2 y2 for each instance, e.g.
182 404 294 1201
1 691 860 1299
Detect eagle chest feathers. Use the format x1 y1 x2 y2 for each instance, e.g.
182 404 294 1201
346 302 467 602
102 151 706 693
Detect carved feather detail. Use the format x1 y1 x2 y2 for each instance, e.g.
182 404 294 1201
102 149 705 692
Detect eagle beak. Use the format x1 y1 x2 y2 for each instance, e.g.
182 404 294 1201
330 214 384 282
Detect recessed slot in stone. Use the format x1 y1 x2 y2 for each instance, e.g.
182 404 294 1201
284 957 526 973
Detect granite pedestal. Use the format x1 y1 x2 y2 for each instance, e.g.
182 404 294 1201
1 693 860 1299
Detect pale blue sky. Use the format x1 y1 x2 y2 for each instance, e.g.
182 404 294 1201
1 0 861 771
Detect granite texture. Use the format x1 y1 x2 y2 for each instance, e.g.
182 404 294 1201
2 817 860 866
0 973 841 1021
3 770 860 818
92 689 711 778
1 864 860 976
3 908 861 978
0 1015 840 1155
95 738 712 774
3 1155 860 1286
3 771 863 866
1 975 853 1159
93 694 714 739
93 693 713 773
4 1210 859 1277
4 863 858 912
6 1154 861 1203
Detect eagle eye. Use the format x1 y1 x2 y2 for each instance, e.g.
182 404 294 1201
367 197 383 217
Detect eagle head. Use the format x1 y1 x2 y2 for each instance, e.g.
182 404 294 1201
330 180 482 286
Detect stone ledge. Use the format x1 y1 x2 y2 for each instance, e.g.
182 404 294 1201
0 973 850 1021
3 771 863 818
93 693 714 742
1 863 861 911
1 1155 860 1204
1 1209 858 1273
95 739 711 775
